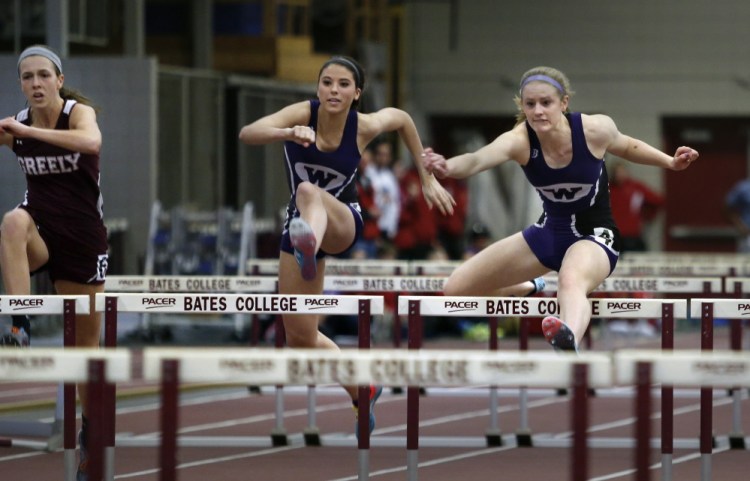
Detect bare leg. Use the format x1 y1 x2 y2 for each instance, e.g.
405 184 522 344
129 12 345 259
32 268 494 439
282 182 361 400
54 281 104 415
444 232 549 297
0 209 50 294
556 240 611 343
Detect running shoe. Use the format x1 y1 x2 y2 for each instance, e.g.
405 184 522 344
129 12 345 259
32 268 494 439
527 277 546 296
541 316 579 353
353 385 383 439
0 327 30 347
77 428 88 481
289 217 317 281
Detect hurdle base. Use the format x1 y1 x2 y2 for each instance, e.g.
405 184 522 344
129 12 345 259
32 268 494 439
515 430 533 447
391 386 404 395
247 385 261 394
729 434 746 450
485 429 503 447
270 429 288 447
304 428 321 446
555 388 568 396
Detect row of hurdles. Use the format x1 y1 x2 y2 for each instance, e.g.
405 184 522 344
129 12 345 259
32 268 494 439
1 293 749 481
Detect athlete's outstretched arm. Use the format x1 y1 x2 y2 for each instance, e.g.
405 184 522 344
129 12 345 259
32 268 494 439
593 114 699 170
360 107 455 215
424 126 525 179
0 104 101 154
238 101 315 147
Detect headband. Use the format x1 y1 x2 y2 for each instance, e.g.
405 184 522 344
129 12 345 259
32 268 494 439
17 46 63 76
520 74 563 94
327 57 361 87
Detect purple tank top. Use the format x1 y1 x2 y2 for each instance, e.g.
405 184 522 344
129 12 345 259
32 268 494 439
12 100 104 224
521 112 610 218
283 99 360 207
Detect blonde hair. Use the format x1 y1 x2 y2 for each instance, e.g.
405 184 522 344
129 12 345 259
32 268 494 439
513 66 574 126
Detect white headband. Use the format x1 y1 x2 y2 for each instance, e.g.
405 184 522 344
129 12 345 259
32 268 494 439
17 46 63 76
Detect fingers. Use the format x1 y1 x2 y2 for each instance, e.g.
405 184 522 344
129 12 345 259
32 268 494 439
290 125 315 146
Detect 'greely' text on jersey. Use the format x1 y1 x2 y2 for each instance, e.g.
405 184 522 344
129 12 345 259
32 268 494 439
17 153 80 176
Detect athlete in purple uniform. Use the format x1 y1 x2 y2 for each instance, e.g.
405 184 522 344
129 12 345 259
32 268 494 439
0 45 108 481
423 66 698 352
239 56 455 436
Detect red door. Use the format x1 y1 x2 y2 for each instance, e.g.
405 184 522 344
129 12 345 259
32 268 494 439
662 117 750 252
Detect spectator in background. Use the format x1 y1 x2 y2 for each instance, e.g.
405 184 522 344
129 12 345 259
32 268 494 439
369 140 401 241
350 146 380 259
394 164 438 259
436 177 469 260
463 222 493 259
725 178 750 252
609 160 664 253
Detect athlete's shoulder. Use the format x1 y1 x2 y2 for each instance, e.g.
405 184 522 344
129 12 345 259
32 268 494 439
580 113 618 146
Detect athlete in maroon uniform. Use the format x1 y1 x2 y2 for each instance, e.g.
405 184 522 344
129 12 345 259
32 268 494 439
0 45 107 481
424 66 699 352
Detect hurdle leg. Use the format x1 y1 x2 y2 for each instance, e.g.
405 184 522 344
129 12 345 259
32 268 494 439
406 300 422 481
635 362 652 481
159 359 179 481
357 298 373 481
270 316 288 446
700 302 714 481
104 297 118 481
661 303 674 481
729 318 746 449
571 364 589 481
516 317 533 446
87 360 106 481
485 317 502 446
304 385 321 446
64 300 77 481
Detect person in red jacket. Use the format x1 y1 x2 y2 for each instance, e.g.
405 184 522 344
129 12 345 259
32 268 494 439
394 165 438 259
608 161 664 253
436 177 469 260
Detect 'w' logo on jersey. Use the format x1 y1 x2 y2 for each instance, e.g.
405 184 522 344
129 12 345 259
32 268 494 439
295 163 347 190
538 183 592 203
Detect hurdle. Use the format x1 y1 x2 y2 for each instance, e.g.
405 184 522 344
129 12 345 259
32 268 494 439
246 258 410 276
533 276 722 351
95 292 383 448
688 298 750 450
105 275 278 341
0 295 89 452
142 347 612 481
617 349 750 481
398 296 688 448
0 348 131 481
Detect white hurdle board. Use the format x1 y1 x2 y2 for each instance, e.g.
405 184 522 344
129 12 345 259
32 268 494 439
0 348 131 382
325 276 446 292
105 275 277 293
540 276 722 293
95 293 384 315
616 349 750 387
398 296 688 319
689 298 750 318
143 347 612 388
0 295 90 315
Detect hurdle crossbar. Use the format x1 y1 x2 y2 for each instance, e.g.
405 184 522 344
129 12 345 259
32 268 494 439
96 293 383 452
0 295 89 476
398 296 689 453
0 348 130 481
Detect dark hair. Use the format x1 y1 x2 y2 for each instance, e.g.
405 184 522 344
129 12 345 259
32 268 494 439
318 56 365 110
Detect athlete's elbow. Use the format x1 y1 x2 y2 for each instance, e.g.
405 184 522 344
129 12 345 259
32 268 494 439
82 137 101 155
